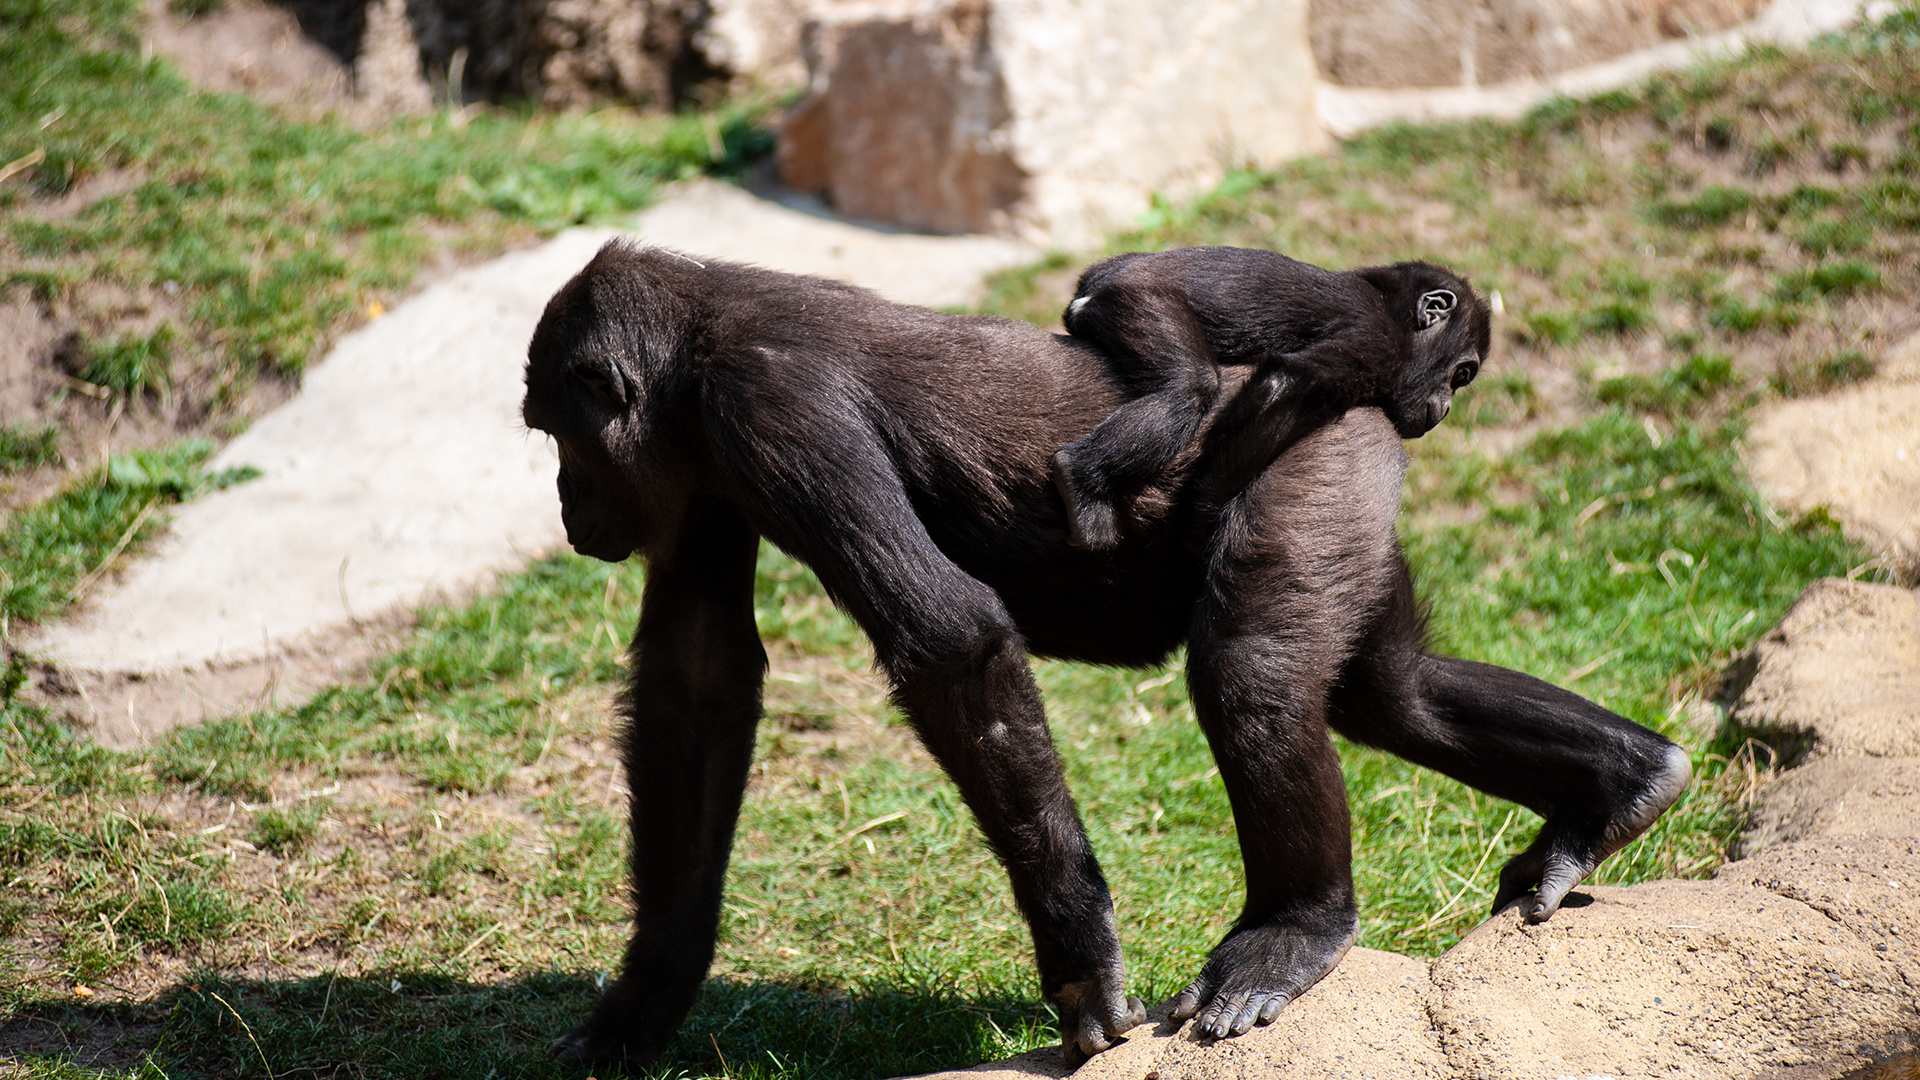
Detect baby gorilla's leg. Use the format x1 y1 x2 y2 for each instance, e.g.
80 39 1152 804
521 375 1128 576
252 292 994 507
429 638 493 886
1056 285 1220 550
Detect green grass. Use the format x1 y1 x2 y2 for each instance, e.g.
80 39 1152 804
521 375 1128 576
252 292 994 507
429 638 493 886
2 4 1914 1079
0 422 62 472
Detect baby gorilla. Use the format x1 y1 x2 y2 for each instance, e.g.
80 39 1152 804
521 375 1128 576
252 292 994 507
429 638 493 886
1053 246 1492 550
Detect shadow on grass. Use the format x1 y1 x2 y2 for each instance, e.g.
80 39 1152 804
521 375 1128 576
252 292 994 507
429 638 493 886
1 970 1056 1080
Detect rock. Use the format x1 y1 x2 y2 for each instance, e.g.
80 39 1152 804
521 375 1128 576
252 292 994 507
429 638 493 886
778 0 1327 243
900 948 1447 1080
354 0 434 116
1310 0 1766 90
698 0 843 90
1746 331 1920 579
1429 880 1915 1078
1743 756 1920 854
532 0 714 109
143 0 355 117
1733 578 1920 759
1719 836 1920 996
778 0 1025 235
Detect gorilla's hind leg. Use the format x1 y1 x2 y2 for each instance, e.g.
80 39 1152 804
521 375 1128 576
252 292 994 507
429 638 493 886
1425 657 1692 921
1053 284 1221 551
1324 567 1692 925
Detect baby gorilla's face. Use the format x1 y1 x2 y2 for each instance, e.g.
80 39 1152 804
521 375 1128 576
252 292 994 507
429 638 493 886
1387 280 1489 438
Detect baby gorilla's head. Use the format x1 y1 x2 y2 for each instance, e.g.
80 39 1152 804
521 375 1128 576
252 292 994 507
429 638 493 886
1360 262 1492 438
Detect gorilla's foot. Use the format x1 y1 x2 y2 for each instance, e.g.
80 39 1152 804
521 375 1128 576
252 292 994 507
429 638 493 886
546 1026 603 1062
1050 448 1120 551
1167 907 1358 1039
1052 974 1147 1068
1493 742 1693 923
544 983 670 1066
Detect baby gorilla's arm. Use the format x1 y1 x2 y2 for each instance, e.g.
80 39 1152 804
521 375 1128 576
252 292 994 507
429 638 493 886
1185 338 1380 530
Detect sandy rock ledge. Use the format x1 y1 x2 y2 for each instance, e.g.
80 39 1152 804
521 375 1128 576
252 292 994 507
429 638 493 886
899 578 1920 1080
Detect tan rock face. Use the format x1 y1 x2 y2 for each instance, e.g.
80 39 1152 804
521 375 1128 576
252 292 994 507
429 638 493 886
778 0 1327 242
1719 837 1920 996
355 0 434 116
1745 331 1920 579
1743 756 1920 854
903 948 1447 1080
1430 881 1915 1078
1310 0 1766 89
1734 578 1920 758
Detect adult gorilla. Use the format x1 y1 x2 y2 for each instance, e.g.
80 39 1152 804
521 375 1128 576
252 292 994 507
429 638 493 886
522 242 1690 1066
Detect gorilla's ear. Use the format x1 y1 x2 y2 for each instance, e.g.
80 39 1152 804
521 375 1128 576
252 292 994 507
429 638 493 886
1417 289 1457 330
571 358 629 408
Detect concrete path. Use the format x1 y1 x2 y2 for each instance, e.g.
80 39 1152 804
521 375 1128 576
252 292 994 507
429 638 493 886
24 180 1035 745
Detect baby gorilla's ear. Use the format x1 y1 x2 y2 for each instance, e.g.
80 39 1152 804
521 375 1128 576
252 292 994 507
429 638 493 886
1417 289 1457 330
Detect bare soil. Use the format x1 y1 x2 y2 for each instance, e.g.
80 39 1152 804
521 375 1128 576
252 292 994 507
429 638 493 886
141 0 358 123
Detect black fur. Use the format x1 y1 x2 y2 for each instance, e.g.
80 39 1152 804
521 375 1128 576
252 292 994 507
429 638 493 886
1053 247 1492 550
521 242 1688 1066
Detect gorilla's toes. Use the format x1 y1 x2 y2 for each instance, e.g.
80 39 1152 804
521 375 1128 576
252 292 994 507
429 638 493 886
546 1026 598 1061
1493 743 1693 922
546 1018 664 1066
1167 910 1357 1040
1055 978 1147 1067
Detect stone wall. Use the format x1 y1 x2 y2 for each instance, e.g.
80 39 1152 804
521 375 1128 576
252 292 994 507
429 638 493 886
1311 0 1767 89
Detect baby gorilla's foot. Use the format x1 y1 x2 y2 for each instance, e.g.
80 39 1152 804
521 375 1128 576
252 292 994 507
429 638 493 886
1493 742 1693 923
1167 906 1358 1039
1051 448 1121 551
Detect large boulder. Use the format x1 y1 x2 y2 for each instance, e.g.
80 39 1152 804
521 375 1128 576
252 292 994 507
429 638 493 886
776 0 1327 243
1429 880 1918 1077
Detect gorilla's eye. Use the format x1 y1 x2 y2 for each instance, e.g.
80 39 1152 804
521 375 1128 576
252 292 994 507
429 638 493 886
1450 360 1480 390
571 360 628 407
